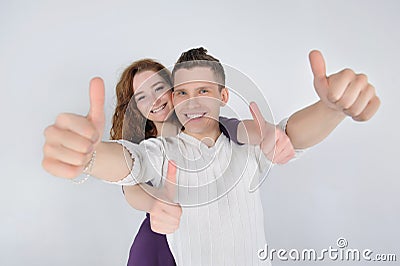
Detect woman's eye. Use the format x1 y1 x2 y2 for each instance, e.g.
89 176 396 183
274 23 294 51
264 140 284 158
136 96 145 102
155 86 166 92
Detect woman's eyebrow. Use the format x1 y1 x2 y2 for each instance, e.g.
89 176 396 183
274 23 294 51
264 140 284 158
134 91 144 97
151 81 164 88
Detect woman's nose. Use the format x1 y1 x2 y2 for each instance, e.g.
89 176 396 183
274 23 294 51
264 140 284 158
152 95 162 107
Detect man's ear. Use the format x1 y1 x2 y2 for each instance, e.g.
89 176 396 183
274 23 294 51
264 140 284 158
220 87 229 106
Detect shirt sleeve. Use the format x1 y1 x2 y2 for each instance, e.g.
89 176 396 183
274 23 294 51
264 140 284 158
219 116 242 145
104 139 165 188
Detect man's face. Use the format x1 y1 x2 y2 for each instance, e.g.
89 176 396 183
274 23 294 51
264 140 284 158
173 67 228 139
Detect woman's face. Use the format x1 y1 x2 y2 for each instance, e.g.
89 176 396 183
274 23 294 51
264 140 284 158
133 70 174 123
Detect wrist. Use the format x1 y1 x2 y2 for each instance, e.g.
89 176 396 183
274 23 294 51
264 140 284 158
318 100 347 119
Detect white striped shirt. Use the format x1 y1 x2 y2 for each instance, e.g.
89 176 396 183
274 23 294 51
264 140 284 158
116 132 274 265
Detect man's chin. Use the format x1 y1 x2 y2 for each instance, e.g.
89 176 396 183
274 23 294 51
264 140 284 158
181 117 219 133
183 126 205 134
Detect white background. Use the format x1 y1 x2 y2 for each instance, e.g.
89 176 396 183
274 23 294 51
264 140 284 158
1 0 399 265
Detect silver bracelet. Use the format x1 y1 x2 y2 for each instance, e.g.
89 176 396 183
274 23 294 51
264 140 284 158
72 150 96 185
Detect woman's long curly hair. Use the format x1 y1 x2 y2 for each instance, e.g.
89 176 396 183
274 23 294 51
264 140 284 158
110 59 173 143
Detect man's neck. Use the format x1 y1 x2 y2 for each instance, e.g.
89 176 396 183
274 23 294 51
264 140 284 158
183 128 221 147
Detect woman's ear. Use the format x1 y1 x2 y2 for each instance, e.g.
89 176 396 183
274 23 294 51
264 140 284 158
171 90 176 103
220 87 229 106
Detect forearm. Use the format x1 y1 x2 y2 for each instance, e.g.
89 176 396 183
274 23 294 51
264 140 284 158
90 141 133 182
286 100 346 149
123 184 157 212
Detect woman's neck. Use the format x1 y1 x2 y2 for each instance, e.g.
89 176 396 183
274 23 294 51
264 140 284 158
154 120 180 138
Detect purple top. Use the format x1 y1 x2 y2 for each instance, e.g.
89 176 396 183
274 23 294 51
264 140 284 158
126 117 241 266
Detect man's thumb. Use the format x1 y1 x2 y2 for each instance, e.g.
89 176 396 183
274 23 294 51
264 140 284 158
309 50 329 90
249 102 268 139
87 77 105 134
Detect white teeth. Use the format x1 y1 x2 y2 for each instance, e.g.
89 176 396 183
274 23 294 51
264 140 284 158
151 103 166 113
186 113 205 119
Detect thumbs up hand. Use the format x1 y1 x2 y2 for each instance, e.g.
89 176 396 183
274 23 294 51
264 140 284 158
309 50 380 121
149 160 182 234
42 77 105 179
249 102 295 164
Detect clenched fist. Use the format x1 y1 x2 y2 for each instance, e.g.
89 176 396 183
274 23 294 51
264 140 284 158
149 161 182 234
309 50 380 121
42 77 105 179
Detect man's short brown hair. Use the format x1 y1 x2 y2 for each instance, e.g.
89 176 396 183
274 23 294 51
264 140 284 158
172 47 225 89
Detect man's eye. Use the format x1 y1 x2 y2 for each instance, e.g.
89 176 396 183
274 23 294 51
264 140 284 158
175 91 186 96
200 89 208 94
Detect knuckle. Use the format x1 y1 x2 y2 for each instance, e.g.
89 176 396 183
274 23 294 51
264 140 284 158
342 68 355 78
43 144 52 156
41 158 50 171
43 125 54 137
375 96 381 107
356 73 368 84
55 113 69 125
367 84 376 96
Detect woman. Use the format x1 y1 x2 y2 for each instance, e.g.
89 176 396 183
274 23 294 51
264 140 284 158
109 59 178 265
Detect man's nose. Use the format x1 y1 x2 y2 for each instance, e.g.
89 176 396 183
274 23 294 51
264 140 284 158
185 96 201 108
